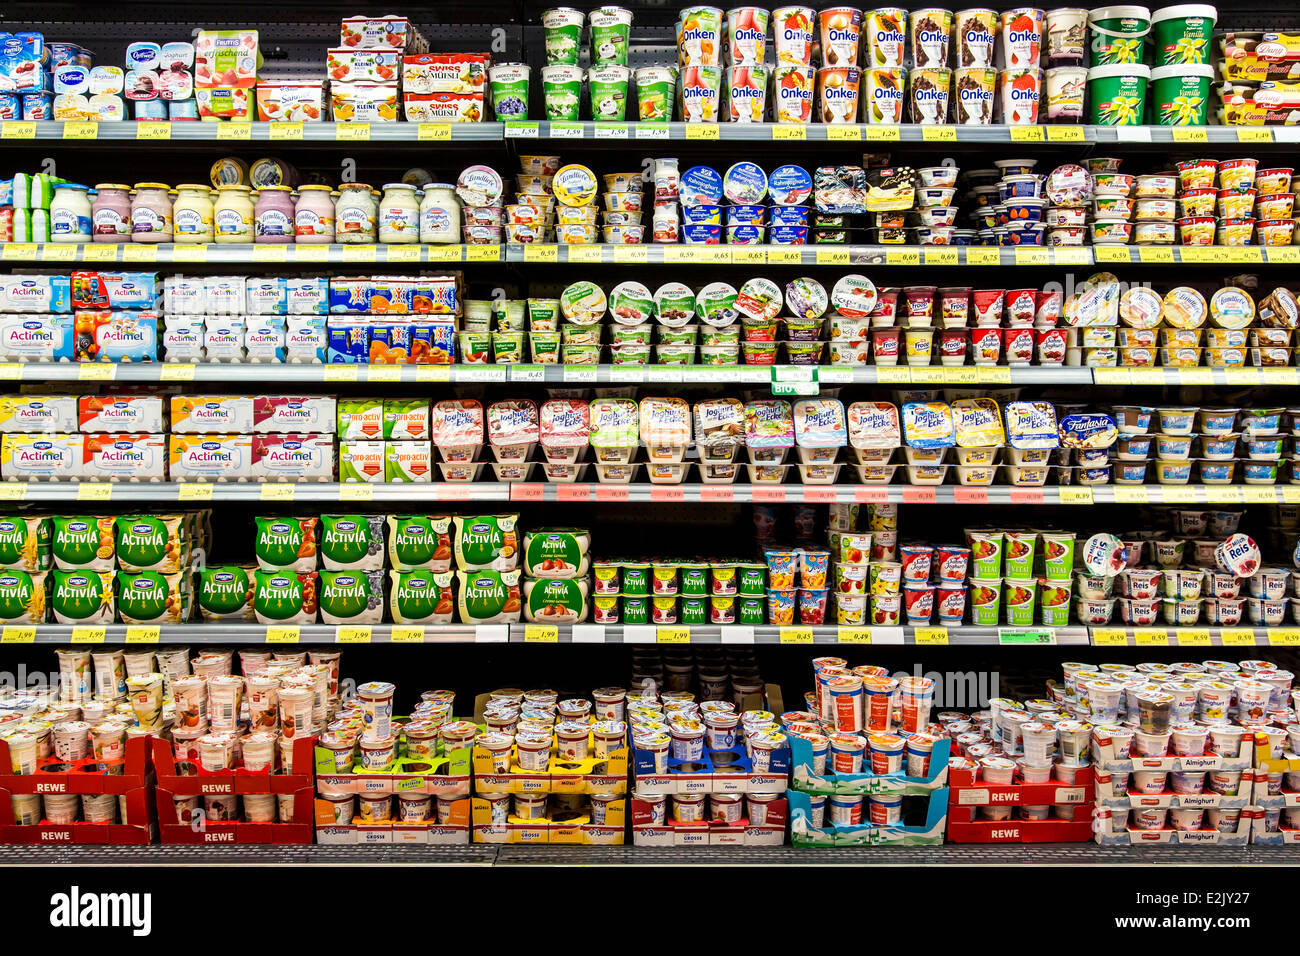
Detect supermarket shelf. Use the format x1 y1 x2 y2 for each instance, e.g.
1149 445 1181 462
1090 626 1300 649
6 120 1298 148
0 120 499 143
0 482 1297 505
7 243 1300 268
0 243 499 265
0 363 1088 386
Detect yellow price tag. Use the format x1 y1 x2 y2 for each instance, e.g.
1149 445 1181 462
390 626 425 643
924 249 959 266
1046 126 1085 142
611 246 648 263
914 628 948 645
269 122 303 140
1138 247 1174 263
863 125 900 141
1241 487 1277 504
1236 127 1272 142
416 366 451 383
253 246 288 262
336 123 371 140
77 363 116 381
525 625 559 643
732 247 766 265
827 125 862 140
177 482 214 501
657 627 690 644
0 363 22 380
1058 487 1094 505
265 626 300 643
766 247 801 264
1 121 36 139
1092 367 1130 385
921 126 956 141
780 627 814 645
64 121 99 139
418 123 452 141
294 245 330 262
71 627 106 643
1092 628 1128 646
122 245 156 262
885 249 920 265
80 245 117 262
1 244 37 261
1219 629 1256 647
1134 628 1169 646
260 484 296 501
815 248 850 265
1160 487 1199 504
217 123 252 140
76 482 113 500
1112 487 1150 504
974 367 1011 384
1094 246 1132 263
1175 629 1212 647
837 627 871 644
384 246 420 263
1009 126 1045 141
1171 128 1207 143
339 483 375 500
0 483 27 501
336 626 372 644
39 245 78 262
1054 248 1091 266
366 365 403 382
1204 487 1243 504
136 121 171 140
125 626 160 644
465 244 500 262
171 244 207 263
160 364 196 382
684 124 720 139
1 627 35 644
566 244 603 263
1268 629 1300 647
1267 247 1300 264
772 125 806 140
323 366 359 382
965 248 1000 266
1014 248 1049 266
524 245 558 262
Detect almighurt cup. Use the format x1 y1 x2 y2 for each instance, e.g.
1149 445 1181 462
125 673 164 730
911 8 954 69
955 9 997 66
866 7 908 67
543 7 585 65
1045 65 1087 119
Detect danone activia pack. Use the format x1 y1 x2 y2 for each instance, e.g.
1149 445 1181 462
51 516 116 571
0 515 51 572
50 569 115 624
522 528 591 578
455 568 521 622
0 569 47 623
117 570 191 625
452 514 519 571
252 569 319 624
319 514 385 571
388 570 455 624
114 515 187 573
523 577 588 623
386 515 452 571
254 516 319 571
318 569 384 624
196 565 256 621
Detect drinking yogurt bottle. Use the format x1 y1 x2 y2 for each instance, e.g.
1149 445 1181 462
773 5 815 64
725 7 770 65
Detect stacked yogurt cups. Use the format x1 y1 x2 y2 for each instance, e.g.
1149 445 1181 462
509 155 560 243
1176 157 1294 249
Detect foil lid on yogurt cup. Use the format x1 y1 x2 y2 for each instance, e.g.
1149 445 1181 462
1082 533 1125 576
680 165 724 206
831 274 878 318
735 277 782 321
784 277 829 319
1161 287 1208 329
902 401 955 448
744 399 794 448
952 397 1004 447
723 161 768 204
1216 534 1261 578
768 163 813 205
1004 401 1059 449
848 401 901 448
1058 413 1118 449
794 398 847 448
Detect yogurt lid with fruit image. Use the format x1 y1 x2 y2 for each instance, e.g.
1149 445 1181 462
551 163 599 206
695 397 744 449
695 282 739 326
456 165 504 206
1058 413 1117 449
1045 164 1090 205
488 399 539 445
639 397 692 444
431 399 484 446
902 401 955 449
784 277 828 319
831 274 877 318
744 399 795 448
768 163 813 205
608 280 654 325
794 399 847 448
680 165 725 206
848 401 900 448
1004 401 1059 449
734 277 782 321
540 399 590 448
1216 533 1260 578
655 281 697 326
952 398 1004 447
1210 287 1256 330
1119 286 1162 329
723 161 768 204
1161 287 1207 329
560 280 608 325
589 398 639 448
1082 532 1126 576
